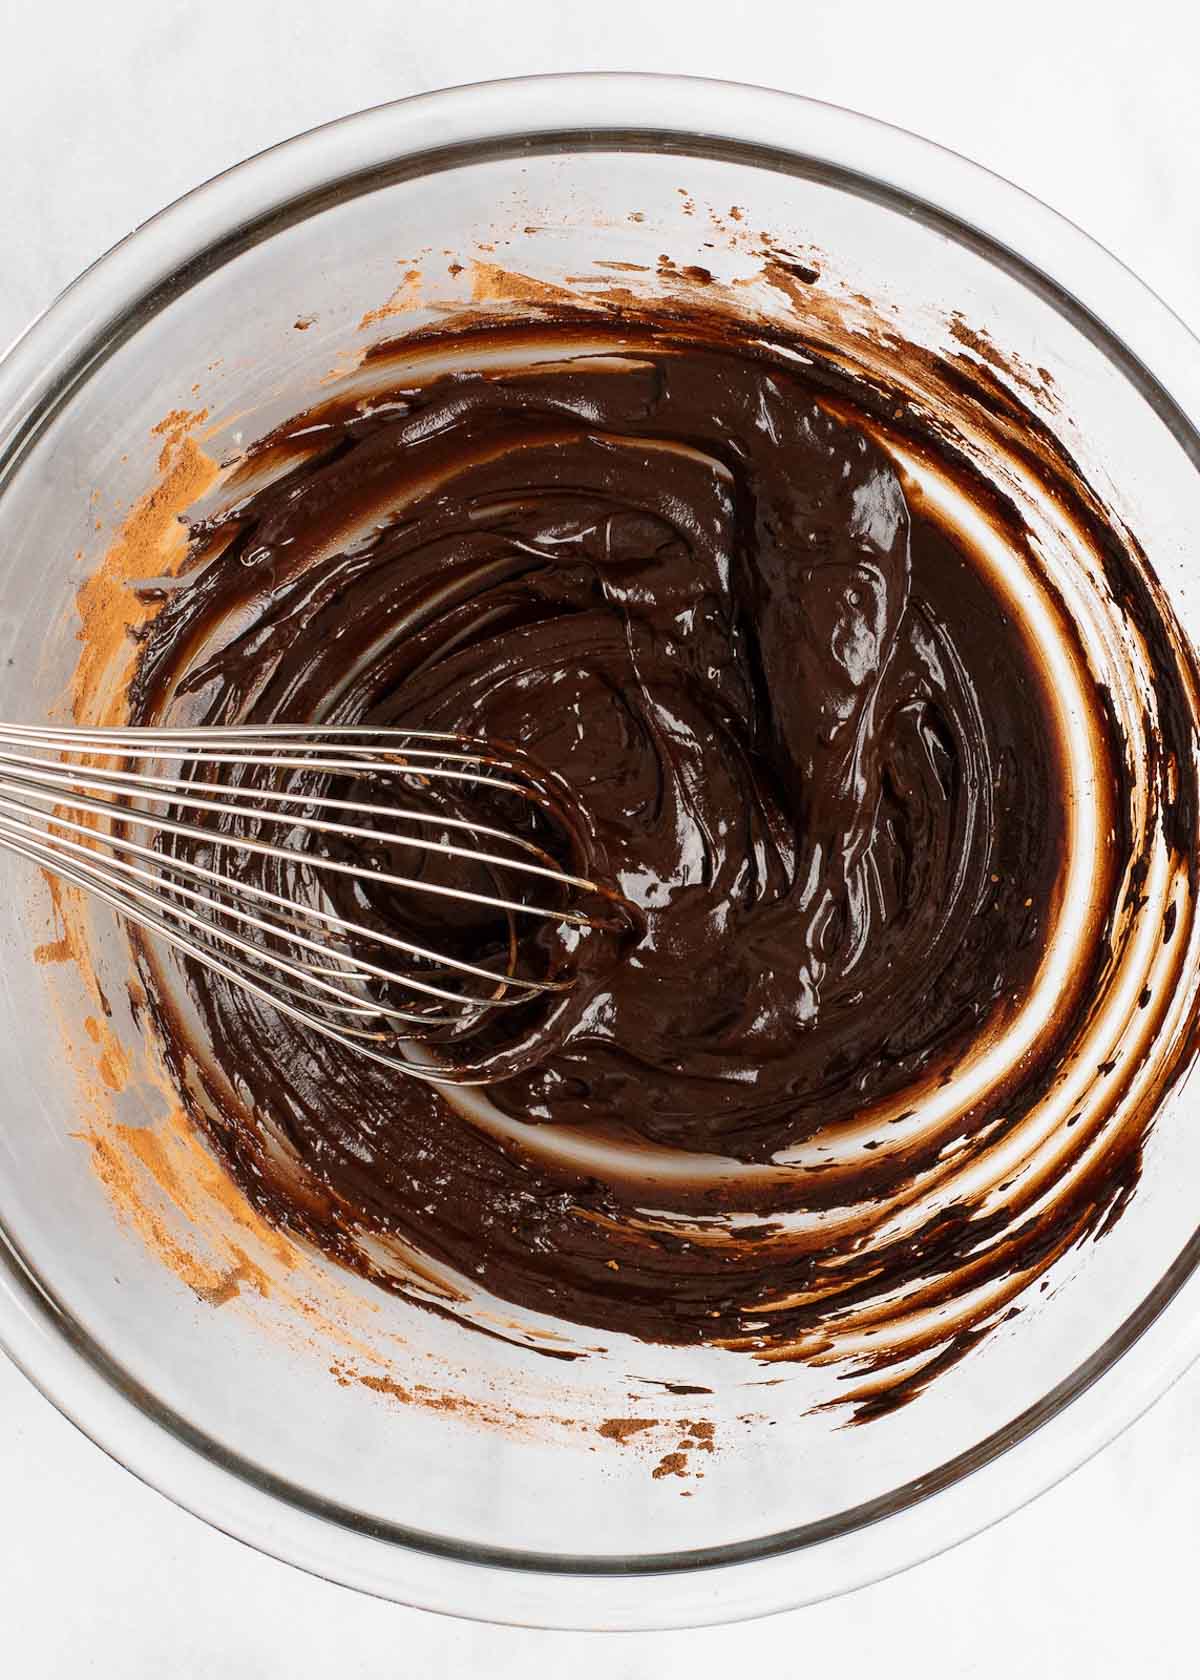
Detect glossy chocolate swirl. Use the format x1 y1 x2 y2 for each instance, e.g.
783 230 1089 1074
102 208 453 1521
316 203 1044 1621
124 313 1200 1408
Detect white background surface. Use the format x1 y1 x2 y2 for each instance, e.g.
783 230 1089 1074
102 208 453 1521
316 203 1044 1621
2 1 1199 1673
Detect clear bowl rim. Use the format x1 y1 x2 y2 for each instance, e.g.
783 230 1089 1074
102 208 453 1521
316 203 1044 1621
2 70 1199 1630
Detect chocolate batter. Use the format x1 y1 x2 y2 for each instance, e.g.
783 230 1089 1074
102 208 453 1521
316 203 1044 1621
122 307 1200 1401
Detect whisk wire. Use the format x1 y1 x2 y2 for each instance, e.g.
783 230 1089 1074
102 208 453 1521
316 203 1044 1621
0 756 609 929
0 777 534 980
0 724 618 1082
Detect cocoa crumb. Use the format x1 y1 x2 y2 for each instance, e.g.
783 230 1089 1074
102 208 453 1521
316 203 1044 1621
599 1416 658 1444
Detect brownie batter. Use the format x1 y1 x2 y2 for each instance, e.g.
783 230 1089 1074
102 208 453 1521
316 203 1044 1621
121 309 1200 1395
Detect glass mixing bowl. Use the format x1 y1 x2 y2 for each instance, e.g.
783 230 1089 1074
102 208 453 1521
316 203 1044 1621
2 74 1200 1631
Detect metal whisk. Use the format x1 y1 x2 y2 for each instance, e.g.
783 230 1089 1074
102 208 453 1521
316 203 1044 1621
0 721 620 1084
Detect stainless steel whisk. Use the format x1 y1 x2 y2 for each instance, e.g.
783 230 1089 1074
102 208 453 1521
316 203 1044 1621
0 721 617 1084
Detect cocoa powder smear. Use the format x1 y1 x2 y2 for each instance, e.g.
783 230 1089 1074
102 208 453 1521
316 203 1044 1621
114 301 1200 1413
